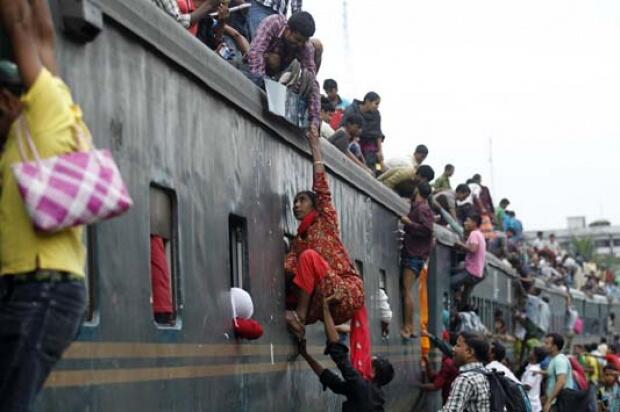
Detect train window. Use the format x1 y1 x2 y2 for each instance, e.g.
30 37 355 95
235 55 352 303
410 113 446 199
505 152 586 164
379 269 387 290
229 215 249 290
149 185 179 327
83 226 98 325
355 260 364 280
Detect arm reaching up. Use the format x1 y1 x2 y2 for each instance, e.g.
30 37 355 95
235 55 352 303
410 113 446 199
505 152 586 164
322 295 340 344
298 339 324 377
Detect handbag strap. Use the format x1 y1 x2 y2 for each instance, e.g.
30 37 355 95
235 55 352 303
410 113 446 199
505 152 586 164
15 115 94 165
16 115 43 166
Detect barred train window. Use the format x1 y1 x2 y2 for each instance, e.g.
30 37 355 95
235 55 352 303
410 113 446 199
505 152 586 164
149 185 179 327
229 215 249 289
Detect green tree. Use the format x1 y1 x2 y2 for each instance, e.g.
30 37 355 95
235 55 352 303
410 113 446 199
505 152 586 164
571 236 594 261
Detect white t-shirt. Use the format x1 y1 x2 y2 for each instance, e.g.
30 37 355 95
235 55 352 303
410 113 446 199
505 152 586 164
521 363 543 412
486 361 521 384
532 238 545 250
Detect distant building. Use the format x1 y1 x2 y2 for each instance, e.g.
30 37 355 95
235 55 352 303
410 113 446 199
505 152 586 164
525 217 620 257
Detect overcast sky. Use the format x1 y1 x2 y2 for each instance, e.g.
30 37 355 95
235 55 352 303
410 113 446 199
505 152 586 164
303 0 620 231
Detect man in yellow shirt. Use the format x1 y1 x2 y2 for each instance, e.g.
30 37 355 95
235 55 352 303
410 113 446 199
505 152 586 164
0 1 87 410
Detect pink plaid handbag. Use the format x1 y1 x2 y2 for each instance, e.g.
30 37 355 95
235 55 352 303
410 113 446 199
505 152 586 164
11 116 133 232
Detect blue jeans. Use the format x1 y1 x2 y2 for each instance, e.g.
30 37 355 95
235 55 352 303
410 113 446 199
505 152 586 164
248 1 278 41
401 256 425 276
0 276 86 412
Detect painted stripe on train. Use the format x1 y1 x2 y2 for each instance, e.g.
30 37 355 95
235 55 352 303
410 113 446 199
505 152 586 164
63 342 415 360
46 355 416 388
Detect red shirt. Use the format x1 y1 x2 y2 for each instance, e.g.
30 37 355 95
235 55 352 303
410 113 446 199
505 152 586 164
430 356 459 404
177 0 198 35
285 171 358 280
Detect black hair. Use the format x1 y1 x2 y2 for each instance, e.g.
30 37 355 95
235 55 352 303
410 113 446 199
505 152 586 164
537 231 544 236
445 164 454 171
604 364 618 373
323 78 337 92
546 333 565 351
460 332 490 363
288 12 316 38
415 165 435 182
472 173 481 181
415 144 429 155
491 341 506 362
585 343 597 352
467 213 482 227
533 346 547 364
320 96 335 112
345 113 364 128
449 332 459 347
435 194 450 211
294 190 317 208
456 183 471 194
417 181 432 199
372 357 395 386
363 91 380 103
500 198 510 206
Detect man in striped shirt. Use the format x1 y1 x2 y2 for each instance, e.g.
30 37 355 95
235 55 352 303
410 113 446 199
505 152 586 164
248 0 302 40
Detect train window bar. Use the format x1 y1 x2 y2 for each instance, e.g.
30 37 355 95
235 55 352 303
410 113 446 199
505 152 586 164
149 184 180 328
379 269 387 291
229 215 249 290
82 225 99 326
355 260 364 280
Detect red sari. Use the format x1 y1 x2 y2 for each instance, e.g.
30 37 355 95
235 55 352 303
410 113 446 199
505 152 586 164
284 171 364 325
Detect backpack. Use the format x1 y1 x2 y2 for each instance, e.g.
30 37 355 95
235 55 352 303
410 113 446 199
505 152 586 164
568 355 589 391
466 368 532 412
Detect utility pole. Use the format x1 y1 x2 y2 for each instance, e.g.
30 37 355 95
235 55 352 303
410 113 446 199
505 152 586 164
489 137 496 199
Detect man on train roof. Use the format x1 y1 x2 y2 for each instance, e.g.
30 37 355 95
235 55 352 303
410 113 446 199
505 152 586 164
247 11 322 138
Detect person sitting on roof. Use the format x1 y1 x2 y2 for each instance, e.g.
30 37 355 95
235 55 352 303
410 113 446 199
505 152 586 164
328 113 373 174
455 183 473 226
391 164 435 200
319 96 335 138
298 295 395 412
284 130 366 346
379 144 429 189
433 164 454 193
339 92 384 174
246 11 321 137
323 78 350 129
151 0 220 35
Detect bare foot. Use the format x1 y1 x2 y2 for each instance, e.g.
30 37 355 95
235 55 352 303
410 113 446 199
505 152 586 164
285 310 305 338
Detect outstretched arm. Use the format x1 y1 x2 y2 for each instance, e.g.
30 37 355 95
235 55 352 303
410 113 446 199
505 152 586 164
0 0 43 88
298 339 324 377
322 296 340 344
